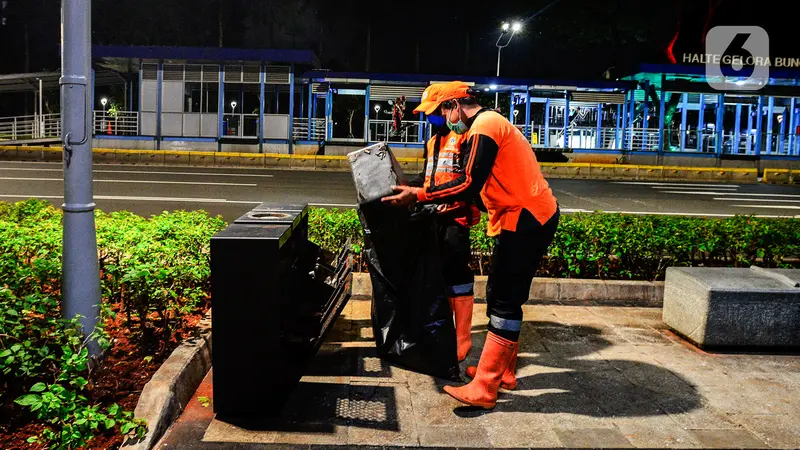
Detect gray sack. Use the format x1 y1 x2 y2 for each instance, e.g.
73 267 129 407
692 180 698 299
347 142 408 205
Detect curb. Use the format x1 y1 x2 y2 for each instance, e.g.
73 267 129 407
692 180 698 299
0 145 771 184
763 168 797 185
351 273 664 307
121 310 212 450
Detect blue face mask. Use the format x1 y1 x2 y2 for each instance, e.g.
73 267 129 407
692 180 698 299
427 115 445 127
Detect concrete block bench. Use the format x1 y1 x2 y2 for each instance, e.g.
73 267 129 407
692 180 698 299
662 266 800 349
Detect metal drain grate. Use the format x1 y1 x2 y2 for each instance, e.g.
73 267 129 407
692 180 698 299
335 398 388 423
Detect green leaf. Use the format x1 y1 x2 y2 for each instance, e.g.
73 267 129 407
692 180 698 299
26 436 39 443
105 418 116 430
14 394 40 406
30 382 47 393
120 422 136 434
107 403 120 416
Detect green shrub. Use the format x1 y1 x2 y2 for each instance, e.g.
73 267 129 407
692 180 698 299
308 207 800 281
0 200 225 449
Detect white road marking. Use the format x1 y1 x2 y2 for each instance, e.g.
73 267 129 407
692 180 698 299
0 176 256 187
578 210 787 218
652 185 738 191
715 197 800 203
0 166 273 178
661 191 800 198
731 204 800 210
613 182 741 188
0 194 262 204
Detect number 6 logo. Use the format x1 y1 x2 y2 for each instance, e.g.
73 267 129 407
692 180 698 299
706 26 770 92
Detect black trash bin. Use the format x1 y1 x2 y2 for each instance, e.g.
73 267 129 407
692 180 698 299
210 203 352 417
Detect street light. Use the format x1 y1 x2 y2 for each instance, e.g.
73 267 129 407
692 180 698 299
230 100 237 114
374 104 380 120
495 20 522 108
513 109 519 124
100 98 108 134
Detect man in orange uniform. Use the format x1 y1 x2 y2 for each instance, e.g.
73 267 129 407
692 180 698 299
383 81 560 409
407 84 480 362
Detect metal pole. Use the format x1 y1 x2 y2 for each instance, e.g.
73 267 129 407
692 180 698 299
60 0 101 357
495 47 501 109
38 78 43 138
755 96 764 156
288 64 295 154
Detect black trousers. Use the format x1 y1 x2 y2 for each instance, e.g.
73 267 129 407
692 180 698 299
485 207 560 329
436 216 475 297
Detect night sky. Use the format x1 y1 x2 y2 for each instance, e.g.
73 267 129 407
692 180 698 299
0 0 797 80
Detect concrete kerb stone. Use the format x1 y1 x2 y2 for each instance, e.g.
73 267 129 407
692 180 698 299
140 151 166 166
18 148 44 161
0 146 19 160
315 155 348 171
41 147 62 162
214 152 241 168
190 152 216 167
240 153 265 167
350 272 664 306
115 150 142 165
121 310 212 450
265 153 292 169
162 151 191 166
764 168 793 185
290 154 316 170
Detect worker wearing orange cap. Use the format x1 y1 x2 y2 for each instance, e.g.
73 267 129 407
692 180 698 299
383 81 560 409
407 83 480 362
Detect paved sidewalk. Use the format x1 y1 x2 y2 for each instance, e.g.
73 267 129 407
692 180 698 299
157 300 800 449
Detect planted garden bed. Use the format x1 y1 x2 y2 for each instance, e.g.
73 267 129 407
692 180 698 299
1 200 798 449
0 200 225 450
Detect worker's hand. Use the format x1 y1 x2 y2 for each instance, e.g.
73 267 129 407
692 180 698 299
382 185 419 207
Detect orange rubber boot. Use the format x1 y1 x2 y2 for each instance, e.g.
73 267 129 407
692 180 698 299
450 295 473 361
465 346 518 390
443 332 518 409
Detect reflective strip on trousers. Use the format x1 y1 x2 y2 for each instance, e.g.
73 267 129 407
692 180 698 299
448 283 474 297
489 315 522 332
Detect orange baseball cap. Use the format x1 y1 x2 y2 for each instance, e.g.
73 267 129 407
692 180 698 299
413 81 472 115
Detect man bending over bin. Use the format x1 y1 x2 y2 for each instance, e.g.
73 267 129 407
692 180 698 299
382 81 560 409
406 83 481 362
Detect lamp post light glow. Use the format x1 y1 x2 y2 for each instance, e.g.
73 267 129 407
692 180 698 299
495 20 522 108
230 100 237 114
374 104 380 121
100 97 108 111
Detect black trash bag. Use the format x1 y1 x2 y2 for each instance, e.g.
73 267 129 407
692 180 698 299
357 200 461 381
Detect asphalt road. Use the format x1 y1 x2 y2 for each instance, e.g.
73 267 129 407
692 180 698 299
0 161 799 222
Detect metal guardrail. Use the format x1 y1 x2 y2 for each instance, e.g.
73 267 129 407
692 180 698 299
0 114 61 141
368 120 424 143
93 111 139 136
293 118 326 140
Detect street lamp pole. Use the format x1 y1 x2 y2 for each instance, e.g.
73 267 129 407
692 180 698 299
60 0 102 357
495 21 521 109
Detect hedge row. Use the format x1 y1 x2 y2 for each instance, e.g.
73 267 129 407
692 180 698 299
0 200 226 449
308 207 800 281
